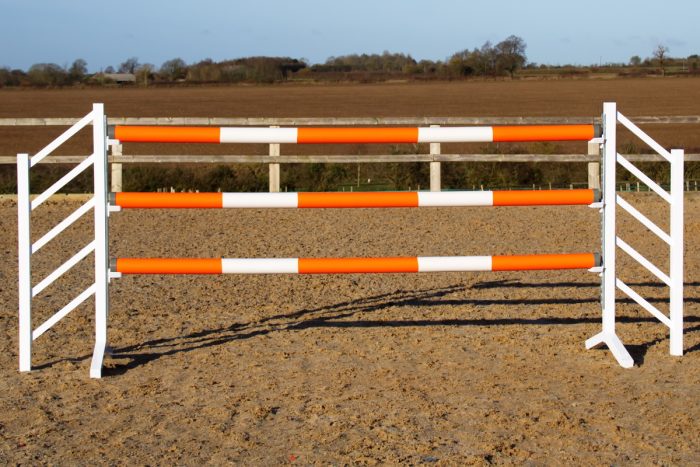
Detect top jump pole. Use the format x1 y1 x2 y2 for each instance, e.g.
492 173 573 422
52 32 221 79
109 124 600 144
111 189 600 209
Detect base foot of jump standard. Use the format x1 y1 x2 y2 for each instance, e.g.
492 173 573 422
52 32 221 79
586 332 634 369
16 102 684 378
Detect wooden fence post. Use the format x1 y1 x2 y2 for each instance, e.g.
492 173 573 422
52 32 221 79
269 125 280 193
110 143 123 192
587 140 601 190
430 124 441 192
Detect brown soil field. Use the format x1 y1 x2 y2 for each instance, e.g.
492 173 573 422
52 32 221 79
0 193 698 464
1 79 700 157
1 81 699 463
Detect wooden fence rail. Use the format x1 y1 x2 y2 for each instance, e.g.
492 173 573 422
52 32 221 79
1 153 698 165
2 116 700 126
2 153 698 192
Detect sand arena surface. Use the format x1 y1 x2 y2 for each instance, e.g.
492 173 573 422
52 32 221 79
0 194 698 464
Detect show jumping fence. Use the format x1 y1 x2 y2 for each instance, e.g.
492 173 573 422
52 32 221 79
16 103 685 378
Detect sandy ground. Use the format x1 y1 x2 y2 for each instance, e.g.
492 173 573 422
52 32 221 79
0 193 698 464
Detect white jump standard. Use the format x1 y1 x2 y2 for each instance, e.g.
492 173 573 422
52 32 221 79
16 103 685 378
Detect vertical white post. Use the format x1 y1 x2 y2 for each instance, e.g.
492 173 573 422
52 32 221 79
586 102 633 367
90 104 109 379
269 125 280 193
110 143 123 192
602 102 617 335
429 125 441 192
17 153 32 372
669 149 684 355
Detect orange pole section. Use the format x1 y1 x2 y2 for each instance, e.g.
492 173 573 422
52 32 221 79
115 192 223 208
298 192 419 208
114 126 221 143
492 253 597 271
492 125 595 142
297 127 418 144
492 189 596 206
298 257 419 274
116 258 223 274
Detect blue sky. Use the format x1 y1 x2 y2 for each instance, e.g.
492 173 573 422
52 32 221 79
0 0 697 72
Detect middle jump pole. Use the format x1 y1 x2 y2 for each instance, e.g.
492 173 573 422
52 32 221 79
112 253 600 275
109 124 600 144
111 189 600 209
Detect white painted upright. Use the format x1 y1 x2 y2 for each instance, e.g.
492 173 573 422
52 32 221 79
669 148 684 355
17 153 32 372
602 102 618 336
90 104 109 379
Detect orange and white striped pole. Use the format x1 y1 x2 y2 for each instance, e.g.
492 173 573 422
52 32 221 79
110 124 600 144
112 253 600 275
111 189 600 209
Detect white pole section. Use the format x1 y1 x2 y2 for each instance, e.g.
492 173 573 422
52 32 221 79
17 153 32 372
669 148 684 356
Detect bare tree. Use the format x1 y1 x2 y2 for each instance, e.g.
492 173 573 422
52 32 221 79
135 63 154 86
27 63 67 86
496 35 527 78
653 45 669 75
478 41 497 76
118 57 140 74
160 58 187 81
68 59 87 83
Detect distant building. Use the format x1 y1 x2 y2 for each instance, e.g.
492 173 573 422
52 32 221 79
101 73 136 84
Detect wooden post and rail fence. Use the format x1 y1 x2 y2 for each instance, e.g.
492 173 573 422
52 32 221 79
1 116 698 193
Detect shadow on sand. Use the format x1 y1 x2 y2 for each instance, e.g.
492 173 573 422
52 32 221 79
35 280 700 375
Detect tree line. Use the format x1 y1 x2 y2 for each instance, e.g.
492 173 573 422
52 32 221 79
4 36 696 88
